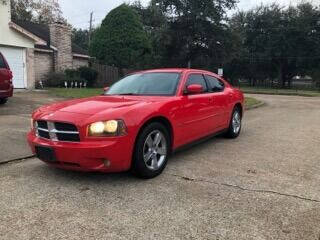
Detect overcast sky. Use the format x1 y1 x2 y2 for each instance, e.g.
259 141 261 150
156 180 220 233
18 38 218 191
59 0 320 29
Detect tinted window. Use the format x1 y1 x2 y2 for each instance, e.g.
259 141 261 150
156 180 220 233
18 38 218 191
186 74 208 92
0 54 7 69
106 72 181 96
205 75 225 92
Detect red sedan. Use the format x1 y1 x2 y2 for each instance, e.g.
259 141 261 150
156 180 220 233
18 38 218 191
28 69 244 178
0 51 13 104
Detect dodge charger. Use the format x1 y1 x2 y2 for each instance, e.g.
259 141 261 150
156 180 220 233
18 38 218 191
28 69 244 178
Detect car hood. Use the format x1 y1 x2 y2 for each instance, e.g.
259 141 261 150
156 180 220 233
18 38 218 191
36 95 169 117
38 96 147 115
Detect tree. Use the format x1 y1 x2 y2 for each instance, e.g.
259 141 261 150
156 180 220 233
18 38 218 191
10 0 64 24
130 0 171 68
151 0 237 69
72 28 91 51
89 4 152 74
230 3 320 88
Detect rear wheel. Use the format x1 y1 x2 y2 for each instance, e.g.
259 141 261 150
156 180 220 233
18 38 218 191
226 106 242 138
0 98 8 105
132 122 170 179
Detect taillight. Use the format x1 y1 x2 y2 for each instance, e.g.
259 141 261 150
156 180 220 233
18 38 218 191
8 71 13 82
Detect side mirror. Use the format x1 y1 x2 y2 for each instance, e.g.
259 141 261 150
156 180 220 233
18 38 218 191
186 84 203 94
103 87 110 93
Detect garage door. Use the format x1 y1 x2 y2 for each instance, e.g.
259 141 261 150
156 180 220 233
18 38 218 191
0 46 25 88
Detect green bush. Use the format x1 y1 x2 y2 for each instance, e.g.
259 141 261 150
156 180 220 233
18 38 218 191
44 67 98 88
45 72 67 87
78 66 98 87
65 69 85 85
65 69 79 79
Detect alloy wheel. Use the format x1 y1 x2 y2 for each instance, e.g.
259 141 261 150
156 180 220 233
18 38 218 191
143 130 167 171
232 111 241 134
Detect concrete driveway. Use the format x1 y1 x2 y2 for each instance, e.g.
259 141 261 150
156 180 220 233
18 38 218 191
0 91 62 162
1 94 320 239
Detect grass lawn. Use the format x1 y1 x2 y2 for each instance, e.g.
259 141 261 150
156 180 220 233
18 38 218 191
245 97 262 109
48 88 261 109
48 88 102 99
239 86 320 97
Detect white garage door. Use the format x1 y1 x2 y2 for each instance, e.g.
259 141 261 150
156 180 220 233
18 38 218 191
0 46 25 88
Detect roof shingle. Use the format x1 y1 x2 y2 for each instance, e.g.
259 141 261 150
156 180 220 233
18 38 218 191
12 19 88 56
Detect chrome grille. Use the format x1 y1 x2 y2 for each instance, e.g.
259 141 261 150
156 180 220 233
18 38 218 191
35 121 80 142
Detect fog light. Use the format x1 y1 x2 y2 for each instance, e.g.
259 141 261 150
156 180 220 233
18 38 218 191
103 159 111 168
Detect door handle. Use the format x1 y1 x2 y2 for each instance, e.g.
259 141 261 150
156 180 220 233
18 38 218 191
209 97 214 103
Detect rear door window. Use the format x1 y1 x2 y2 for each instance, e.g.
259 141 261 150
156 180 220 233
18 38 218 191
205 75 225 92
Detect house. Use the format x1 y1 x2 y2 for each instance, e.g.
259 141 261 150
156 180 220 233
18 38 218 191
0 1 90 89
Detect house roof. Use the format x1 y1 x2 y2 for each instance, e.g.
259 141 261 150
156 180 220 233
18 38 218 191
72 43 89 56
34 44 52 51
13 19 50 43
12 19 89 56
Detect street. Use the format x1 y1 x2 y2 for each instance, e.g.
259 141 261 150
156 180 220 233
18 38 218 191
1 94 320 239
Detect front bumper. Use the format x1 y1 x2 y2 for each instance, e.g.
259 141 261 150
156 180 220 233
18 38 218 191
0 85 13 98
27 132 134 172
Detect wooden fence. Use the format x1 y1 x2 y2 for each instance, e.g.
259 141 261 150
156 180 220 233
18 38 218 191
92 63 135 87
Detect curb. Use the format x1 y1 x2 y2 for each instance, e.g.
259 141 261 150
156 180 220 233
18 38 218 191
0 155 35 166
243 91 319 97
245 101 265 111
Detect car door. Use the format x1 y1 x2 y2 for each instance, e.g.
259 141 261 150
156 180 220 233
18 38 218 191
204 74 229 130
178 73 214 143
0 53 12 91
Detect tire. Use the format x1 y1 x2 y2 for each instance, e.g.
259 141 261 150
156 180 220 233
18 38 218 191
0 98 8 105
225 106 242 139
132 122 170 179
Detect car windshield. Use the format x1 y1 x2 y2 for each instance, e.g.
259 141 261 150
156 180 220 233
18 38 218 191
105 72 181 96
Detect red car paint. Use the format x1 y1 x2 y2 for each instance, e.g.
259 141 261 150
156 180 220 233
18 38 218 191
0 52 13 100
27 69 244 172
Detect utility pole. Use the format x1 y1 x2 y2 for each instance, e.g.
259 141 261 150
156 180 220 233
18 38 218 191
88 11 94 46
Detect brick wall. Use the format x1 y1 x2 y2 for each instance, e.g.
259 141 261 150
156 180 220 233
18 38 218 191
33 51 90 84
34 50 54 83
73 57 89 69
49 23 72 71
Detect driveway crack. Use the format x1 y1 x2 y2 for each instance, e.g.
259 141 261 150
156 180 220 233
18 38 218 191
170 173 320 204
0 155 35 166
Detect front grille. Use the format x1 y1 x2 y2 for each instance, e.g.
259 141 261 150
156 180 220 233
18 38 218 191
38 129 50 139
54 122 78 132
56 133 80 142
37 120 48 129
35 121 80 142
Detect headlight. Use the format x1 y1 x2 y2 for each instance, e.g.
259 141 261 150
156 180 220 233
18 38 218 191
88 120 127 137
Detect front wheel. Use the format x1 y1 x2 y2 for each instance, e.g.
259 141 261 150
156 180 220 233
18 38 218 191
0 98 8 105
225 107 242 138
132 122 170 179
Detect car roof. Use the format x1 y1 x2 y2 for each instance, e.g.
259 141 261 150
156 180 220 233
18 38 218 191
135 68 221 78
